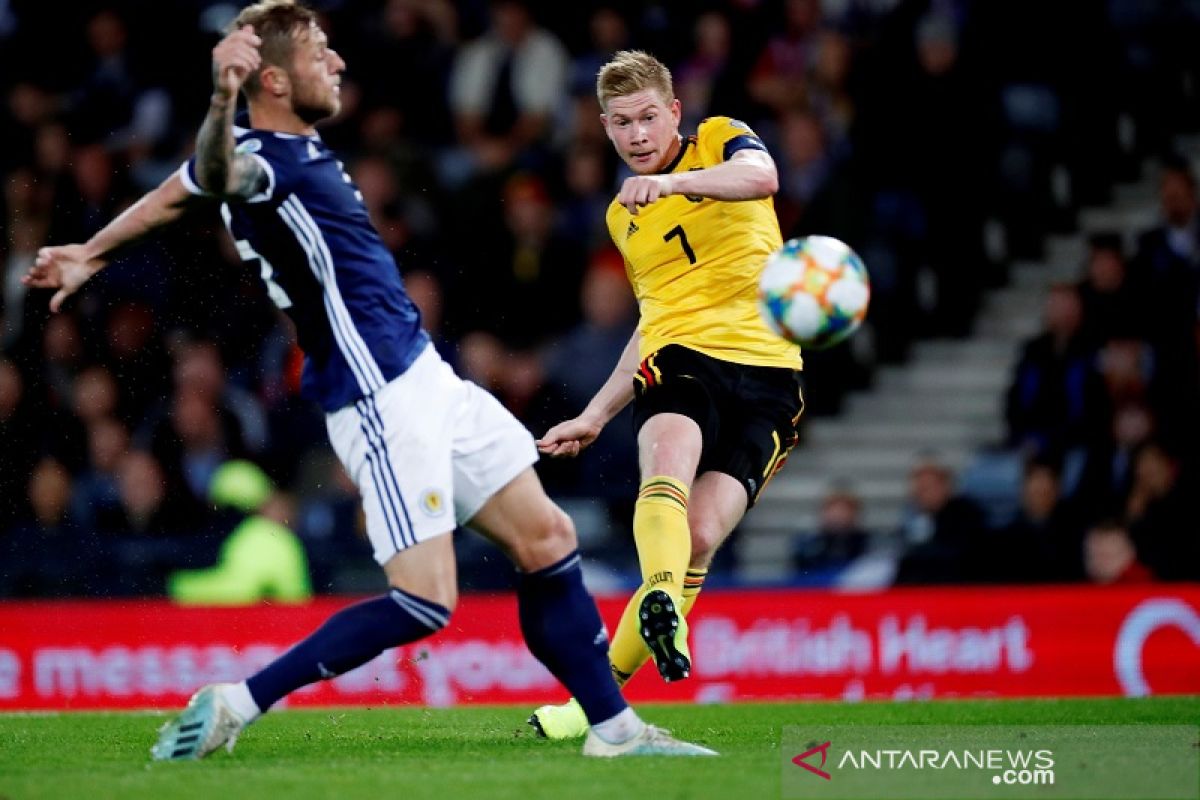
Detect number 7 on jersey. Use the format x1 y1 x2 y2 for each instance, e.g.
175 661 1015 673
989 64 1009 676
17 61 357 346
664 224 696 265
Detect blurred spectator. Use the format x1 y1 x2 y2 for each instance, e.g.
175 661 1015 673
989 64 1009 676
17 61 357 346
149 387 249 505
894 454 986 584
172 339 268 454
540 250 639 500
96 450 189 538
100 302 170 419
1126 441 1199 581
907 10 987 336
1083 519 1153 584
1070 401 1156 516
1136 155 1200 279
793 481 870 580
747 0 820 116
356 0 457 147
457 173 586 346
774 108 836 235
1077 232 1149 347
675 10 736 132
556 142 613 250
39 313 85 408
1132 155 1200 443
404 268 455 366
447 0 567 178
70 9 172 157
1005 284 1110 459
568 6 630 99
169 460 312 605
71 417 130 530
1 457 106 597
992 459 1083 582
0 358 37 527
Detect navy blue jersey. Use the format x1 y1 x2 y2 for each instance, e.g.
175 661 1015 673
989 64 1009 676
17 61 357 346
180 127 429 412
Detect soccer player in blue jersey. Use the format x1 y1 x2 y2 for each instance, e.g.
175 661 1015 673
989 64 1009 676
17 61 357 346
23 0 713 760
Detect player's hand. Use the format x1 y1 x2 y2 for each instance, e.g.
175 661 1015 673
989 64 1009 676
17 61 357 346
617 174 674 215
21 244 104 313
536 415 604 458
212 25 262 100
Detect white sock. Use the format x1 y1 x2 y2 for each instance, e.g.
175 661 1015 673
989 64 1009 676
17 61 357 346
590 707 646 744
221 681 263 723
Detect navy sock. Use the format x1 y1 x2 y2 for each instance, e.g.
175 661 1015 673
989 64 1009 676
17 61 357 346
517 551 628 725
246 588 449 711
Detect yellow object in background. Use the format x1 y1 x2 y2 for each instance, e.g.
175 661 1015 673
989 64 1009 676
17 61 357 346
168 460 312 605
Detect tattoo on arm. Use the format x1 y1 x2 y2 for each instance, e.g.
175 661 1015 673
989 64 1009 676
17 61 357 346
194 94 267 199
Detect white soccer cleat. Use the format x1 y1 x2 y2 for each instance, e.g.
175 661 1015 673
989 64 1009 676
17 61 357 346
150 683 249 761
528 698 590 740
582 724 718 757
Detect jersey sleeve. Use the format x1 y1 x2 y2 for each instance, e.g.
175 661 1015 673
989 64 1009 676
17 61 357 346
177 134 277 204
696 116 771 166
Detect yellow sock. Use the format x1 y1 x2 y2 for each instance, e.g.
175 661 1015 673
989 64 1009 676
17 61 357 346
607 590 647 686
608 568 708 687
632 475 690 601
606 476 692 686
681 567 707 615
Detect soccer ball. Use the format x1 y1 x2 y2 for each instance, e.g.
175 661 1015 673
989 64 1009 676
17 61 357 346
757 235 870 349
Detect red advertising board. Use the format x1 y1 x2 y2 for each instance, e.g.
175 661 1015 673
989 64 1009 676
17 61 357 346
0 585 1197 710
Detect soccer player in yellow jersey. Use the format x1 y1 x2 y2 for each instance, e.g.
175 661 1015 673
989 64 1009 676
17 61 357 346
530 50 804 739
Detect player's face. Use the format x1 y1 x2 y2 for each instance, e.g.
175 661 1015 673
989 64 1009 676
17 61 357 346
288 23 345 124
602 88 682 175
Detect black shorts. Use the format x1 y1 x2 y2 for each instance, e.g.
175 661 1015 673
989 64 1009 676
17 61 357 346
631 344 804 506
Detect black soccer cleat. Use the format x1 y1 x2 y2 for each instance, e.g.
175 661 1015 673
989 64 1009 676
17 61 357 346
638 589 691 682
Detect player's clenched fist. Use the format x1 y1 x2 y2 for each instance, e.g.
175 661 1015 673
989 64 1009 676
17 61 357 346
617 174 674 215
212 24 262 99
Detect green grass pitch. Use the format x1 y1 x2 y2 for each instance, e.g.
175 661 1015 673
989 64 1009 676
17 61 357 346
1 697 1196 800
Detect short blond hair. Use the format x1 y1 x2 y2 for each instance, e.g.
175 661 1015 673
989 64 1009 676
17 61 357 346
596 50 674 111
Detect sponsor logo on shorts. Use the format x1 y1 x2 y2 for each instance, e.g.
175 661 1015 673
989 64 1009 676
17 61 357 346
420 489 447 517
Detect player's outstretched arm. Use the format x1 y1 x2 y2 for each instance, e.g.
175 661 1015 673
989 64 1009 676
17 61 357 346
617 149 778 214
195 25 268 199
537 330 641 458
22 172 194 312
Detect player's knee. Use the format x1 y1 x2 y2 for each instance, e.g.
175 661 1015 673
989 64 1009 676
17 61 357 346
689 518 723 563
513 503 577 571
390 579 457 616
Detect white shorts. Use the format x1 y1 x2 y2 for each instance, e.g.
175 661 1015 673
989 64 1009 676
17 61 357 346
325 344 538 565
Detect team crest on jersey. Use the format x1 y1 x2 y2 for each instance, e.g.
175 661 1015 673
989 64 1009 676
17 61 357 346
626 220 639 237
235 138 262 154
420 489 447 517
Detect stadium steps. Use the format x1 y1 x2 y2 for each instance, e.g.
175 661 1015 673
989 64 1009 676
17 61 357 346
734 145 1189 585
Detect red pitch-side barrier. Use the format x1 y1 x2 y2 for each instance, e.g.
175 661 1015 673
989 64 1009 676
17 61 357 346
0 585 1197 710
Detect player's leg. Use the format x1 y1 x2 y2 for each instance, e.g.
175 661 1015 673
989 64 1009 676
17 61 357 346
465 465 714 756
467 470 632 735
153 355 462 761
582 471 745 701
612 347 725 684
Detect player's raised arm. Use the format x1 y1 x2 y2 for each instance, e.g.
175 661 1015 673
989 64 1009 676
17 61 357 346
537 329 642 457
195 24 269 199
616 148 778 215
22 170 195 312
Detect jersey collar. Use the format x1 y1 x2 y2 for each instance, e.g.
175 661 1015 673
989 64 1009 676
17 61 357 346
657 135 691 175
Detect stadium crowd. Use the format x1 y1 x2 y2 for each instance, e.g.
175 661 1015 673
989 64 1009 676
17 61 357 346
1 0 1198 598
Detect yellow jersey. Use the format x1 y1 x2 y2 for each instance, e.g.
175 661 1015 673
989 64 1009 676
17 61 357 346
607 116 802 369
